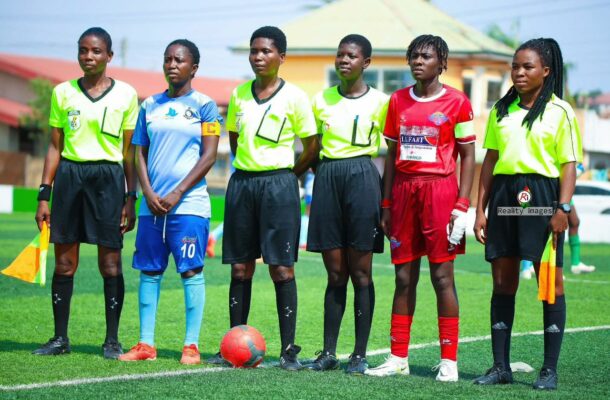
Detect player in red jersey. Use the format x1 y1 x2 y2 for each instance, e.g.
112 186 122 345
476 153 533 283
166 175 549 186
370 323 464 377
365 35 475 382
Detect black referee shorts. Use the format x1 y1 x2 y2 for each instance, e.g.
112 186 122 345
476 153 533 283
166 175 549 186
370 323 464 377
222 169 300 266
51 158 125 249
307 156 384 253
485 174 564 266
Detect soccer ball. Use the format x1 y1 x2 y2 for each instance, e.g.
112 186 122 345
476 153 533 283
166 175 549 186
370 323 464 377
220 325 266 368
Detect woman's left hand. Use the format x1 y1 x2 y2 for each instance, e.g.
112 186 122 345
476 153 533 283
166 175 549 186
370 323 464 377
549 211 569 249
160 190 182 213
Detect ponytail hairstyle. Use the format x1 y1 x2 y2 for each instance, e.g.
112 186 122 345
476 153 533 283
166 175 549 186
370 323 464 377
495 38 564 130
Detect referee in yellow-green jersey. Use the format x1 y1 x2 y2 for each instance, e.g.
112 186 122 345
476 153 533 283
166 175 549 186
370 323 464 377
474 38 582 390
33 27 138 360
304 34 388 375
211 26 318 371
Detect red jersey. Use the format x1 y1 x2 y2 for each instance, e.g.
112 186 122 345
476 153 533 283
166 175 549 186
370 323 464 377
384 85 475 176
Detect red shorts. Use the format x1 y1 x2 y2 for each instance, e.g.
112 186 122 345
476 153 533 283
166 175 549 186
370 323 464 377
389 173 465 264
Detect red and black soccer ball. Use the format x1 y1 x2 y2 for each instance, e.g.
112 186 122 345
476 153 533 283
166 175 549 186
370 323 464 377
220 325 266 368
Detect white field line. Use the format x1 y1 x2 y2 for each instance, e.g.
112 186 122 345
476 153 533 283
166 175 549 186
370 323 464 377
1 325 608 392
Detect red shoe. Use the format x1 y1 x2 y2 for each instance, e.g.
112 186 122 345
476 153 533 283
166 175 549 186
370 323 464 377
206 238 216 258
180 344 200 365
118 342 157 361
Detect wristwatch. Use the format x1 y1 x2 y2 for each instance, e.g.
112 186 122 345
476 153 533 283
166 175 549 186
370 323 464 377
125 191 138 200
557 203 571 213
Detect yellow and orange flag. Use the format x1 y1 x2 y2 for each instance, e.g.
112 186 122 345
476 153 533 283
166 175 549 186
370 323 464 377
1 222 49 286
538 234 557 304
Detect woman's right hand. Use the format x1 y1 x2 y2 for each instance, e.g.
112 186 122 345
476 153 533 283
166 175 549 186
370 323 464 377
35 201 51 231
381 208 391 238
473 209 487 244
144 190 168 216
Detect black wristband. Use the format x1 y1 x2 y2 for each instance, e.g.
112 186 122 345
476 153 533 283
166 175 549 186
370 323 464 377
38 184 52 202
125 190 138 200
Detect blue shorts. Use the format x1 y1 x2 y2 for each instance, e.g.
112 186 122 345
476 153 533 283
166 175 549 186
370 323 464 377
133 215 210 274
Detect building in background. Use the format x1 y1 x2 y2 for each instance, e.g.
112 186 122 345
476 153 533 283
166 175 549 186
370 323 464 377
0 53 241 188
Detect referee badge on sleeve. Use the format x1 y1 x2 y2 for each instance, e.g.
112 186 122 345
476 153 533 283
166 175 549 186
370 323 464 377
202 121 221 136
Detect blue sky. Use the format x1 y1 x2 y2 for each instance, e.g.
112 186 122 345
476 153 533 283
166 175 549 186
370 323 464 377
0 0 608 93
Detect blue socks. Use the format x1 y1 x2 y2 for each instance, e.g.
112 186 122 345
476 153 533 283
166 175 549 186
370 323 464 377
139 273 162 346
182 272 206 346
138 271 206 347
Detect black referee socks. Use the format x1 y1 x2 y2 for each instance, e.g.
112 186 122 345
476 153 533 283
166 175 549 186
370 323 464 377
353 283 375 357
229 278 252 327
542 295 566 371
52 274 74 338
274 278 298 351
323 283 347 354
103 275 124 342
490 293 516 369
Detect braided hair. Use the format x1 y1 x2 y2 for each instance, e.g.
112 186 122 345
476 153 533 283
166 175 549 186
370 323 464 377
495 38 564 129
406 34 449 73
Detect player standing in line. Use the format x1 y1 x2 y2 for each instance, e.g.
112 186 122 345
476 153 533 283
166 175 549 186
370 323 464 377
207 26 318 370
473 38 581 390
365 35 475 382
303 34 387 375
33 27 138 359
118 40 221 364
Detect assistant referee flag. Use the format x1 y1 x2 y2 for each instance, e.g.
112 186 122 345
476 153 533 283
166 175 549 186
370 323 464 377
538 235 557 304
1 222 49 286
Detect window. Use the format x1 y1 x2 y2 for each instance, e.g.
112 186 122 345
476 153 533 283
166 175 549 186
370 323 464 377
463 77 472 100
327 68 413 94
383 70 414 94
487 79 502 108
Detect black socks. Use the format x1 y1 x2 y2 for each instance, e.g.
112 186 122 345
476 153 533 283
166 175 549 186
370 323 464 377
52 274 74 338
490 293 516 369
229 278 252 327
103 274 124 342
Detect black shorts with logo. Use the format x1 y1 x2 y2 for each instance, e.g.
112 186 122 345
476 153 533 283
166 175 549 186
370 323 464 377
50 158 125 249
485 174 564 266
222 169 300 266
307 156 384 253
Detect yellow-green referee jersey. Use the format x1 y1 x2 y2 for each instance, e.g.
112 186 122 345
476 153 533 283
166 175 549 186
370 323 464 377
49 79 139 162
312 86 388 159
483 94 582 178
226 80 317 171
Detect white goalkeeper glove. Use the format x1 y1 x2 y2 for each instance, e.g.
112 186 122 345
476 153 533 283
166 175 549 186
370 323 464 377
447 209 468 246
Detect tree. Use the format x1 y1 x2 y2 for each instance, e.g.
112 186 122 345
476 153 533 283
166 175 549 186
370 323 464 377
19 78 54 155
486 21 520 49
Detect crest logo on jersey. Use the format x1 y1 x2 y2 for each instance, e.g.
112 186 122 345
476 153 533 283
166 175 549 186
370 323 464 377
165 107 178 118
68 110 81 130
517 186 532 208
235 112 244 131
428 111 448 126
184 107 195 120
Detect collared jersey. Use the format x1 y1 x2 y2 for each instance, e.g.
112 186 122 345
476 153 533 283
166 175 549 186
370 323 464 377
384 85 475 176
226 80 317 171
49 78 138 162
483 94 582 177
312 86 388 159
132 90 223 218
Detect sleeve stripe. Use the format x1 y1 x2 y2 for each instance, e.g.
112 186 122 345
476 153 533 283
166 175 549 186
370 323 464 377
552 101 579 162
383 135 398 142
456 135 476 144
454 120 475 139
